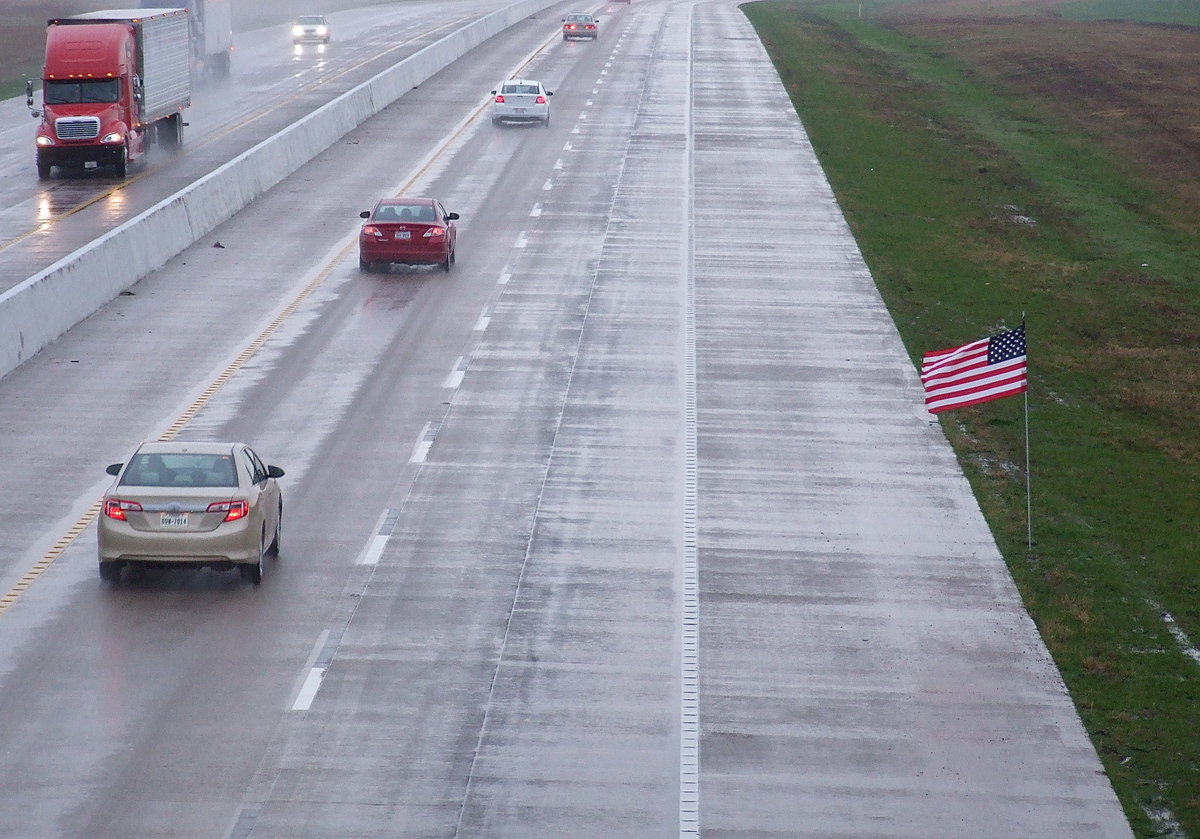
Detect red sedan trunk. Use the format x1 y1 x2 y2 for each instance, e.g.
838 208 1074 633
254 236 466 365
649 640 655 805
359 199 457 273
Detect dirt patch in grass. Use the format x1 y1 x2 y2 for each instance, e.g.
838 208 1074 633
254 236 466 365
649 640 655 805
877 1 1200 220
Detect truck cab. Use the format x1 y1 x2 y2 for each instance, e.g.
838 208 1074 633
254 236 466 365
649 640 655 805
35 23 139 178
32 10 190 180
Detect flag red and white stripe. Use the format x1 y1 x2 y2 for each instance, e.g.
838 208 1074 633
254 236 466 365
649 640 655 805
921 324 1027 413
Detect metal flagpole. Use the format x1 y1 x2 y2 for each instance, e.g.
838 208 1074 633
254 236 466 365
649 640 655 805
1025 389 1032 550
1023 316 1032 551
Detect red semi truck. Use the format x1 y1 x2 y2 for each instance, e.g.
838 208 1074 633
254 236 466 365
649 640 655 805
28 8 192 180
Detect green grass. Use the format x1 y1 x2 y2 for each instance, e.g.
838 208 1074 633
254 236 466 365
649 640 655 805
742 2 1200 836
1059 0 1200 26
1 78 34 102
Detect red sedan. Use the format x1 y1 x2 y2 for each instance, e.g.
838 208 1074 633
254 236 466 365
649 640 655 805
358 198 459 273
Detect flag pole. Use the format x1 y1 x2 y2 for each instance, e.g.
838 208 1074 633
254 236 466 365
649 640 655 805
1023 315 1032 551
1024 389 1032 550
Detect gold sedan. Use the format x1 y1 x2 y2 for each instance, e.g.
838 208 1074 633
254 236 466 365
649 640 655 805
98 441 284 584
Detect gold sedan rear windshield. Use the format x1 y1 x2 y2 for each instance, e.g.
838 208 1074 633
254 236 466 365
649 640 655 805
121 453 237 487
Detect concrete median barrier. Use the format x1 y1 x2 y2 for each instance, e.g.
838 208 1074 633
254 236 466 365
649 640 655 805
0 0 556 380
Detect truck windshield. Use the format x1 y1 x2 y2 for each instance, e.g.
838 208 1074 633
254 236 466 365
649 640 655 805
45 79 120 105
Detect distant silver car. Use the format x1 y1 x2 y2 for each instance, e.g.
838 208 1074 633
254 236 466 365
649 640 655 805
292 15 330 44
490 79 552 127
562 13 599 40
98 441 285 584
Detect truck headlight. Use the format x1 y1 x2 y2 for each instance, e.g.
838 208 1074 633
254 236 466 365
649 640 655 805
101 132 123 144
36 135 55 147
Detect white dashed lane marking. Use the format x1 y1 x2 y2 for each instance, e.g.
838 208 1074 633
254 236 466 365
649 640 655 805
356 508 398 565
443 356 467 389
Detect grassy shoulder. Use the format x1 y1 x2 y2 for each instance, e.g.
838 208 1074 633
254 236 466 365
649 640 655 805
1060 0 1200 25
1 80 31 102
741 1 1200 836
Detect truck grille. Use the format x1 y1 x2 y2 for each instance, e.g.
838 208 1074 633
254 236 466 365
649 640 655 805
55 117 101 140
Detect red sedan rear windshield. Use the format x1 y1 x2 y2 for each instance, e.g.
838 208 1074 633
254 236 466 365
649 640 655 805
375 204 437 222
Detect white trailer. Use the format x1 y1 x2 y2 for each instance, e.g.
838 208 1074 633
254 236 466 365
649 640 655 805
190 0 234 76
138 0 233 76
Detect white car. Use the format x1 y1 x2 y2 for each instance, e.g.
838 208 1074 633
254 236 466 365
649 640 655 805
292 15 330 44
490 79 553 127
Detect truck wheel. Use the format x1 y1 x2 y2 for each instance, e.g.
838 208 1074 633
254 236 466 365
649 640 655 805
36 154 51 180
114 147 128 178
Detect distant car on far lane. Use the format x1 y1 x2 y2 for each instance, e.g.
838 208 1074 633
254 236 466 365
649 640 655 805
562 13 599 40
98 441 285 585
292 15 330 44
359 197 459 273
490 79 553 126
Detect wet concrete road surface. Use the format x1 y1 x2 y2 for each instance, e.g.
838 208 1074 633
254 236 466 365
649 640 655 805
0 1 1132 837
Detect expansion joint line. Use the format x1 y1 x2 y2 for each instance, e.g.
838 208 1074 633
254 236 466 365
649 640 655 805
680 5 701 837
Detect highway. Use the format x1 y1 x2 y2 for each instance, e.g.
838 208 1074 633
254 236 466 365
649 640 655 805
0 1 1134 837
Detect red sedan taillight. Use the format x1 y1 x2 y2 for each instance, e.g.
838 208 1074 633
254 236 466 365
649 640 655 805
104 499 142 521
423 226 446 239
207 500 249 522
362 225 383 238
494 94 505 103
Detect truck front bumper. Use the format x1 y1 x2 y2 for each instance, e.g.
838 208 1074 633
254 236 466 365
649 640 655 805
38 143 124 172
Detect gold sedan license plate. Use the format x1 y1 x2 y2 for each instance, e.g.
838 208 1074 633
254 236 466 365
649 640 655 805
160 512 188 528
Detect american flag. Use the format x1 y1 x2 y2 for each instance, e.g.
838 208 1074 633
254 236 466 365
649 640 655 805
921 324 1027 414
